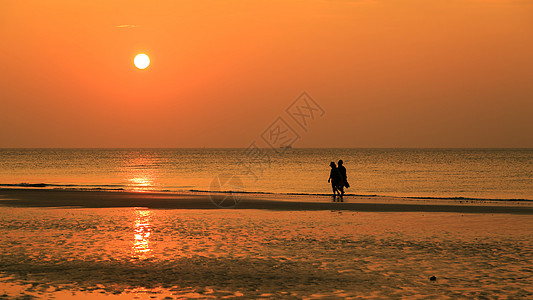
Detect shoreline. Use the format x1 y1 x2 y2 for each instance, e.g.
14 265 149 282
1 188 532 214
2 184 532 202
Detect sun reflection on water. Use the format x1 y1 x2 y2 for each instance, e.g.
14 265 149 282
124 155 159 191
129 175 154 191
131 209 152 260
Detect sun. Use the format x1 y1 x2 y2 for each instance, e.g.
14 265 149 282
134 54 150 69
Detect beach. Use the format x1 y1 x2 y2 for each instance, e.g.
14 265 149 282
4 0 533 298
1 189 532 299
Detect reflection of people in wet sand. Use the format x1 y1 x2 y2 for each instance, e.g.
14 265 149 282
328 162 344 202
338 160 350 190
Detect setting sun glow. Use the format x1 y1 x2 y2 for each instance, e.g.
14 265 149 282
134 54 150 69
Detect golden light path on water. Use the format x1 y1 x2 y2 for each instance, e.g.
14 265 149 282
124 155 158 192
129 176 154 191
132 209 152 260
0 206 532 298
123 156 156 259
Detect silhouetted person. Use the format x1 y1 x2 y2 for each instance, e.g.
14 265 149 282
328 162 343 202
338 160 349 195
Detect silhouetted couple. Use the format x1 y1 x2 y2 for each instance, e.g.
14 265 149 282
328 160 349 202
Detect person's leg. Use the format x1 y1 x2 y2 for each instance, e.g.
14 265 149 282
331 183 336 201
338 185 344 202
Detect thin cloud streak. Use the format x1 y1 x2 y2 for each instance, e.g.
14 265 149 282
116 24 136 28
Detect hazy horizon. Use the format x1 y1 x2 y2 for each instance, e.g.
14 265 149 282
1 146 533 149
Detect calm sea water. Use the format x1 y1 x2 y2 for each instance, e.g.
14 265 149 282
0 148 532 200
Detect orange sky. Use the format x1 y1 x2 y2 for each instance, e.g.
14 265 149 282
1 0 532 148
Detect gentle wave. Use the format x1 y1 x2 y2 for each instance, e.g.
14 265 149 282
191 189 533 202
0 183 125 189
2 183 531 202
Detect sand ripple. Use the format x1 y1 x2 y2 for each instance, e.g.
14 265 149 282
0 208 532 299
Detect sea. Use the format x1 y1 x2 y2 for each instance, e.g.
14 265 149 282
1 148 532 200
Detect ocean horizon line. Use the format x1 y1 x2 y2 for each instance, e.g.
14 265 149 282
1 147 533 150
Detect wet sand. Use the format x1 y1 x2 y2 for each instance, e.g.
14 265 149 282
1 189 532 299
1 188 532 214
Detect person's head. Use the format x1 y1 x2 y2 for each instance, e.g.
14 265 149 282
330 162 336 168
338 160 343 166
